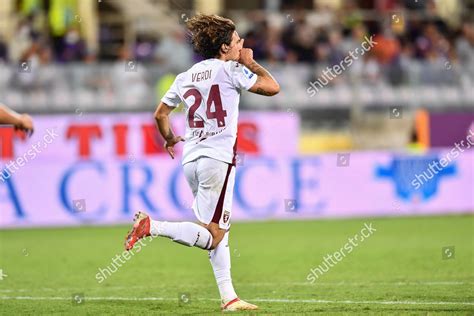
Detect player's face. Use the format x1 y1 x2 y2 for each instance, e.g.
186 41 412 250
225 31 244 61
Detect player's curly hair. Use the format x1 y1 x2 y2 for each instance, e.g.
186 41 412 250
186 14 236 59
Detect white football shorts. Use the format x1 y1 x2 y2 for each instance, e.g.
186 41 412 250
183 156 235 230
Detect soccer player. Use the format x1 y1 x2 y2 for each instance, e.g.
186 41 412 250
0 102 34 135
124 14 279 311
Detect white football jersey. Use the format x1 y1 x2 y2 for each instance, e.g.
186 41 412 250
161 58 257 165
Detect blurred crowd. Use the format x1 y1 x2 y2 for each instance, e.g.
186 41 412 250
242 2 472 65
0 2 88 66
0 0 472 72
237 1 473 85
0 0 472 112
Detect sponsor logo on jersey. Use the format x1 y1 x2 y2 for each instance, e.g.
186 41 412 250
242 66 254 79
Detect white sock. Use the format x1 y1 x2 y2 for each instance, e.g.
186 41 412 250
150 220 212 250
209 232 237 303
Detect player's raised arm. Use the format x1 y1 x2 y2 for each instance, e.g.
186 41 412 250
0 102 34 135
154 101 184 159
239 48 280 96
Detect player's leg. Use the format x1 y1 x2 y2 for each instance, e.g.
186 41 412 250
211 231 257 311
199 160 257 311
146 158 223 249
206 223 238 304
124 211 214 251
124 158 234 251
125 159 214 251
124 157 257 310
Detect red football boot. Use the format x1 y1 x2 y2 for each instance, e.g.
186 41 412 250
124 211 151 251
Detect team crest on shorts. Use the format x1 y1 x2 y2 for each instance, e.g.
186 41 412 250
223 210 230 223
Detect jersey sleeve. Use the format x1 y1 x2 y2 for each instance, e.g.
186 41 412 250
230 63 258 91
161 76 182 107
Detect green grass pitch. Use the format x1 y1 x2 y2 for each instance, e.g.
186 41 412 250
0 214 473 315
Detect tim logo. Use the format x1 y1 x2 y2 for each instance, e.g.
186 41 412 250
376 155 456 201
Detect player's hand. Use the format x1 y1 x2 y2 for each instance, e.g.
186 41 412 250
238 48 254 67
164 136 184 159
14 114 34 136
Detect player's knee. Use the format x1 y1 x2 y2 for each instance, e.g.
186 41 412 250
202 222 226 250
209 234 224 250
207 227 225 250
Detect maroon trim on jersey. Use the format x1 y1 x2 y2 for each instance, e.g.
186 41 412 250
231 138 238 166
211 164 233 224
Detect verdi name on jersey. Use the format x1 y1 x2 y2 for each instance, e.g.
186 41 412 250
192 69 212 82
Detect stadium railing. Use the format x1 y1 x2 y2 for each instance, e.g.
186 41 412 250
0 61 472 112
